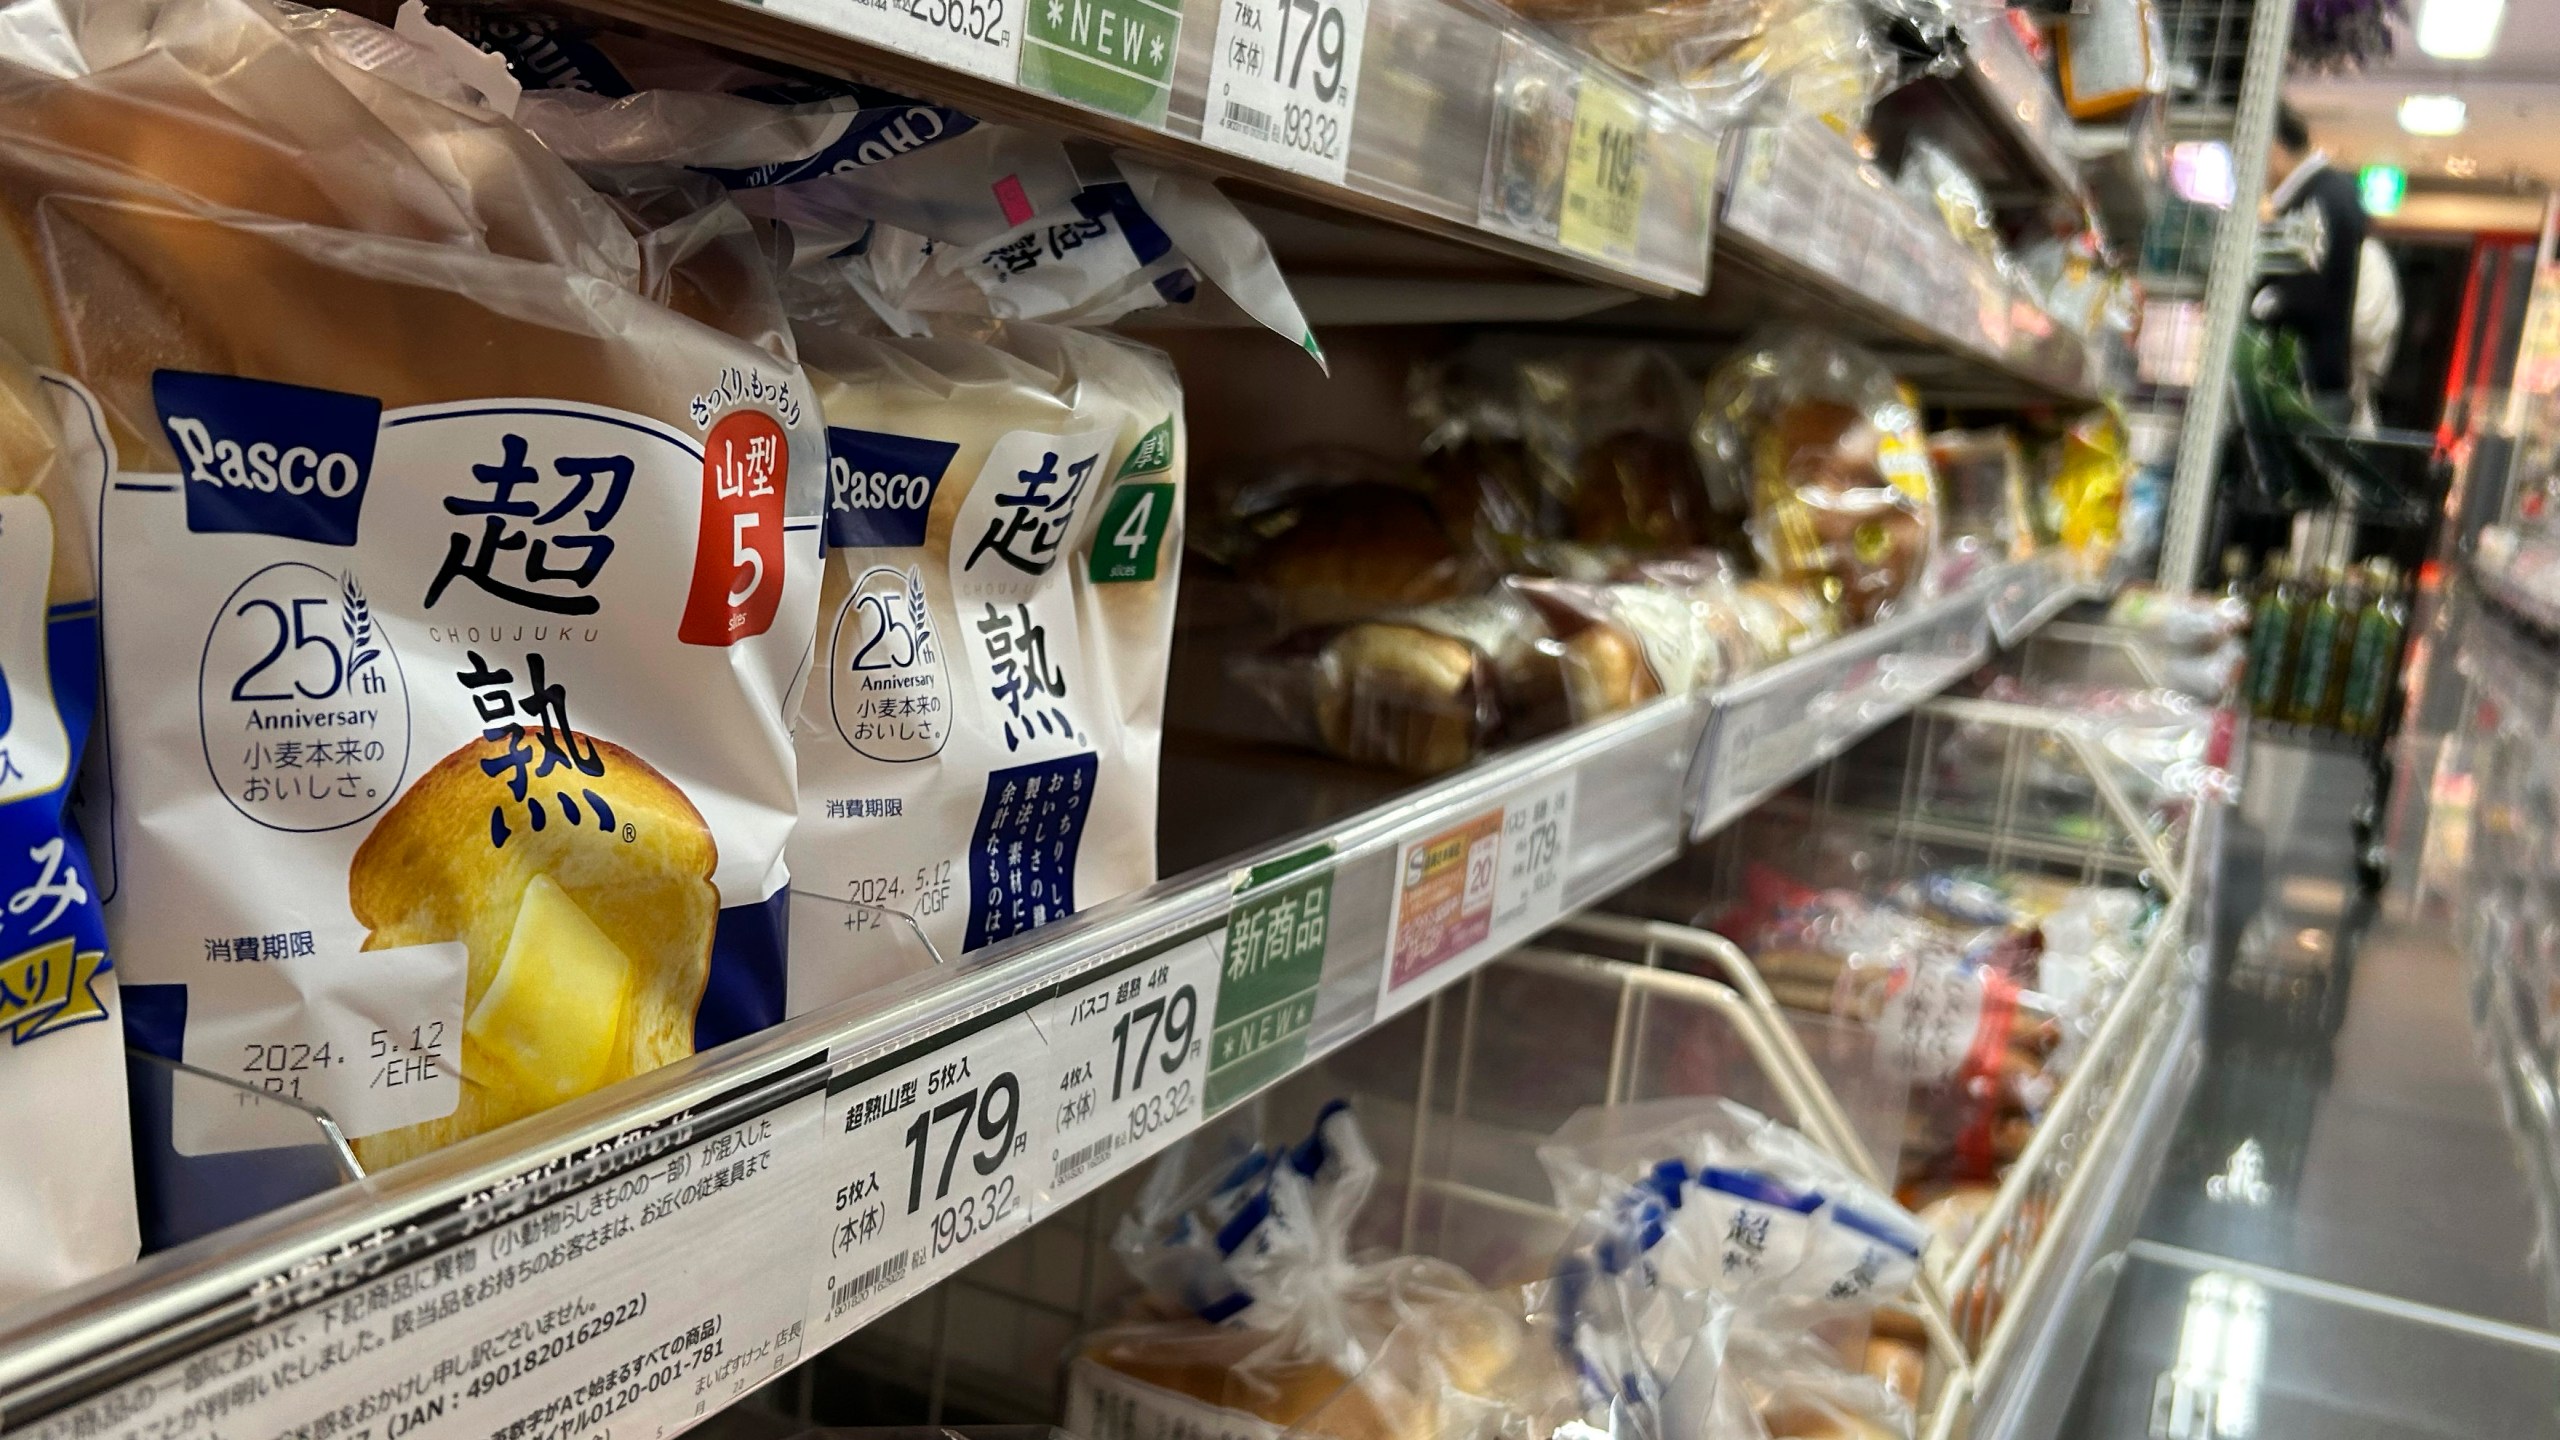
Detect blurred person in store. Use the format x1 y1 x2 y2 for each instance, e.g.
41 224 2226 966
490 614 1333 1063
2250 102 2370 422
2350 235 2402 431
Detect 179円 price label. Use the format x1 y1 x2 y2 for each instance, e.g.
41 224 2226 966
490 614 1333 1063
1202 0 1369 183
806 1012 1045 1349
1039 931 1224 1210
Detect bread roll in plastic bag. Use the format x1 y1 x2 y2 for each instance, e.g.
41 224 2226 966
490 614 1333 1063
784 309 1183 975
0 344 138 1306
1240 590 1563 776
1695 332 1940 626
0 0 822 1211
1512 569 1737 722
1072 1104 1561 1440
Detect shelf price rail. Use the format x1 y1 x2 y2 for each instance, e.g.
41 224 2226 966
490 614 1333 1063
0 558 2087 1440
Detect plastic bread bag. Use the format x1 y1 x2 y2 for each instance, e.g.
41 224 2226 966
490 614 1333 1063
0 0 822 1214
1507 0 1779 121
2044 410 2126 568
1410 353 1552 574
1517 349 1734 560
1238 590 1564 776
1694 332 1940 627
1214 450 1488 634
1509 573 1729 723
780 299 1183 972
1707 1331 1915 1440
1893 140 2002 272
1924 428 2032 587
1075 1103 1552 1440
0 343 138 1306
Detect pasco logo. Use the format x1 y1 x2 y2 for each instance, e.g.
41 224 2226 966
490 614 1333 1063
825 427 960 550
153 370 381 547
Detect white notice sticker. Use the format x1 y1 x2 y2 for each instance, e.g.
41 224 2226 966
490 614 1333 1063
1200 0 1369 184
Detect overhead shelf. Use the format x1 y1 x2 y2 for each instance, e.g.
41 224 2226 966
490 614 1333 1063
0 554 2092 1440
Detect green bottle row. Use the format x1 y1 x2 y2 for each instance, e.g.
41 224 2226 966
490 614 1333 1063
2235 550 2409 737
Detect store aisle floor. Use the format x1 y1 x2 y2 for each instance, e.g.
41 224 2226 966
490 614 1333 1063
2058 736 2560 1438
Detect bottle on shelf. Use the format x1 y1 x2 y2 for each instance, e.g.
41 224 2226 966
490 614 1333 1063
2246 555 2302 719
2286 562 2356 728
2339 558 2409 738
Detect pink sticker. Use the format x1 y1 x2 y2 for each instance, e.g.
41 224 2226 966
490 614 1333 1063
993 175 1034 228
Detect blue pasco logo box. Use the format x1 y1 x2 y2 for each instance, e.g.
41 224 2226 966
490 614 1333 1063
153 370 382 547
826 427 959 550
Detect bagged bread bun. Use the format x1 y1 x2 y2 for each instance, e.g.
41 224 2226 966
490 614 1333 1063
0 0 821 1199
0 341 137 1305
786 314 1180 975
1306 591 1562 776
1240 480 1474 631
1695 331 1940 627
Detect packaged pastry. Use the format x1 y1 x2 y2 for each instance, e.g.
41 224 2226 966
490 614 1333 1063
1073 1104 1560 1440
1512 571 1733 721
0 345 138 1305
1696 332 1940 626
1244 590 1564 775
1518 349 1731 558
2 0 821 1186
785 312 1184 975
1221 457 1481 632
1926 428 2034 583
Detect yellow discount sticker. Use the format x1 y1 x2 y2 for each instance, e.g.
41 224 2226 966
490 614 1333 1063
1559 70 1649 263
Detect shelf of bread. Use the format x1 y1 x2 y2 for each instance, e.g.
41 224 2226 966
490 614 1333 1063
0 553 2097 1440
566 0 1723 299
1951 19 2081 209
1713 111 2095 406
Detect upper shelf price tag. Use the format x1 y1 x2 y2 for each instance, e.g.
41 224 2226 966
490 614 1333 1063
1201 0 1370 184
1559 70 1648 264
771 0 1024 83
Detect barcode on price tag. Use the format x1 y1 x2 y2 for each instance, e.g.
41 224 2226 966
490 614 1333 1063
1559 71 1649 263
805 1012 1046 1350
769 0 1022 83
1377 774 1576 1019
1202 0 1369 183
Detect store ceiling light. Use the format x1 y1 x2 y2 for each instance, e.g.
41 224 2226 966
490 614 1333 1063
2416 0 2505 59
2399 94 2469 135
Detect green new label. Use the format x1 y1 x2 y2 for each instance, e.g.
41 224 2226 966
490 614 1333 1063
1205 845 1334 1114
1116 417 1176 479
1019 0 1181 125
1088 482 1175 583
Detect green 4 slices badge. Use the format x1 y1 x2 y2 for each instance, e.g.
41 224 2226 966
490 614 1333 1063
1089 416 1176 583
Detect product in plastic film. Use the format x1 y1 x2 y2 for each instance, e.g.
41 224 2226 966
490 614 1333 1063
1925 428 2033 586
0 0 822 1203
1513 574 1727 721
1695 332 1940 626
787 310 1184 974
1243 590 1564 776
1519 348 1733 559
2044 410 2128 565
1895 141 2002 273
1220 454 1485 633
0 345 138 1306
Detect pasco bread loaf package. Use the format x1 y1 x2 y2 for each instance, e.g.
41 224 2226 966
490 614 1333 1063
0 343 139 1306
783 305 1184 983
0 0 822 1182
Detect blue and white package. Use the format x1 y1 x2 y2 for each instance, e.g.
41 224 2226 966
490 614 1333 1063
0 0 822 1194
784 315 1182 981
0 353 138 1308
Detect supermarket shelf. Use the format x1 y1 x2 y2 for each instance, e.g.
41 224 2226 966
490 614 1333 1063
1707 112 2095 406
1873 20 2083 220
567 0 1721 298
0 558 2083 1440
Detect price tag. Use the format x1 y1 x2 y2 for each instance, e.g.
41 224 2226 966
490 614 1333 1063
1201 0 1370 183
19 1093 827 1440
1039 931 1224 1209
806 1013 1045 1349
1558 71 1648 263
1378 774 1577 1019
768 0 1021 83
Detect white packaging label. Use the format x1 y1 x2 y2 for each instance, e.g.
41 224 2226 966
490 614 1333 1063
1377 773 1575 1019
1038 932 1221 1210
1200 0 1369 185
18 1096 826 1440
82 374 820 1162
1876 963 1987 1083
176 942 464 1153
0 495 71 806
768 0 1023 83
806 1010 1047 1349
1066 1356 1284 1440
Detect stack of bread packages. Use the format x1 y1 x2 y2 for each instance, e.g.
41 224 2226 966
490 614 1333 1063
0 0 1325 1268
1071 1098 1937 1440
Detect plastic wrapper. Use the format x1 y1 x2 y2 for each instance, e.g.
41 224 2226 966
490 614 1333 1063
1518 349 1735 561
2044 411 2127 565
1708 1331 1915 1440
1924 429 2032 590
1 0 821 1243
1531 1099 1928 1440
1240 591 1565 776
1220 455 1485 632
0 344 138 1306
1512 572 1734 722
1695 333 1940 627
1894 142 2001 273
1073 1104 1561 1440
782 303 1185 971
1411 355 1550 576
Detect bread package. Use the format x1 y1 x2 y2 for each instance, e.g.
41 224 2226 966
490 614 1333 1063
786 317 1182 976
0 0 822 1191
1695 332 1940 626
0 343 138 1305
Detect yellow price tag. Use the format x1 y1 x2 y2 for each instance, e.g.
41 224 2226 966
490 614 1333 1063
1559 71 1648 263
